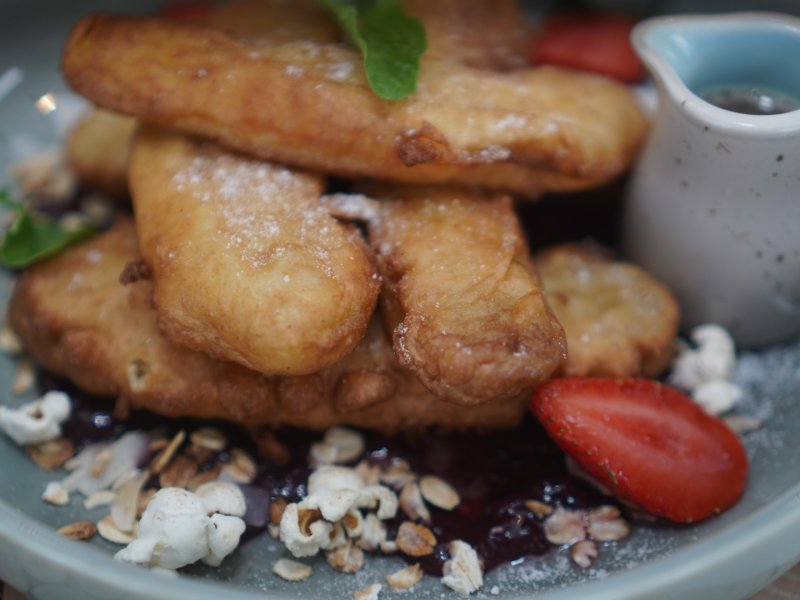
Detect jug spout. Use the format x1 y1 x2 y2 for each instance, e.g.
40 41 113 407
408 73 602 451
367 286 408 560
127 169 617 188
632 12 800 125
623 13 800 347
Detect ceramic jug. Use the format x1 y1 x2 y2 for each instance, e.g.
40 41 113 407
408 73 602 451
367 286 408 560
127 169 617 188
623 13 800 347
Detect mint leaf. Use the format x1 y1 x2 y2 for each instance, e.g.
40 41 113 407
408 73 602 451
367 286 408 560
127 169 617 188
0 190 97 268
319 0 426 100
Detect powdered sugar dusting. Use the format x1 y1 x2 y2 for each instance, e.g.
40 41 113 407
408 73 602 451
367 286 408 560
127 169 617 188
168 147 348 270
320 193 379 222
325 61 355 83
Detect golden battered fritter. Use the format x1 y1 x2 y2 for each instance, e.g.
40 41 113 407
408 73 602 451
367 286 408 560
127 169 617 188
61 0 531 201
364 185 566 405
62 13 648 199
535 243 680 377
129 126 379 376
9 219 526 433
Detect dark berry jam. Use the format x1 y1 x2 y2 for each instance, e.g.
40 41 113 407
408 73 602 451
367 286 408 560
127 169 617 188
43 373 617 576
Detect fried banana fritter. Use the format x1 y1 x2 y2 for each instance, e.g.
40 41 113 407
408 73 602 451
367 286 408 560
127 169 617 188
535 243 680 377
62 14 648 198
9 219 526 433
364 186 566 406
129 126 379 376
66 108 136 199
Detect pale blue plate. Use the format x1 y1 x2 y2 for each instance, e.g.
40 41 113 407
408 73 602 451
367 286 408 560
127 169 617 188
0 2 798 599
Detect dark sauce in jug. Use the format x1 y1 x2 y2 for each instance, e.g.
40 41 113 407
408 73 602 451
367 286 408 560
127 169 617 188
700 85 800 115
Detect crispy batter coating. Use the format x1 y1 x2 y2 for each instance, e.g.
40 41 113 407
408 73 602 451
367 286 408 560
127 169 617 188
129 126 379 376
62 14 648 198
364 186 566 405
61 0 529 200
535 243 679 377
66 108 136 199
8 219 526 433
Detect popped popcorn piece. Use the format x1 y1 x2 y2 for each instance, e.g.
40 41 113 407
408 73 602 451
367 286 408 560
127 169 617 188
358 513 388 552
670 324 736 390
204 513 246 567
114 486 245 569
42 481 69 505
327 522 349 551
61 431 151 496
307 465 364 497
355 484 398 520
309 465 397 519
724 414 764 434
442 540 483 596
303 487 360 523
195 481 246 517
0 391 71 446
326 540 364 573
279 503 334 558
280 464 398 558
342 509 364 538
692 380 744 416
669 324 744 416
115 488 208 567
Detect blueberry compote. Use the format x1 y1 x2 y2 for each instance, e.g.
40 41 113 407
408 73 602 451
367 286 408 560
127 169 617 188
44 373 615 576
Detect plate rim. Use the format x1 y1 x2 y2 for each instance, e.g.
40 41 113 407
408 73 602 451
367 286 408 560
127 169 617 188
1 479 799 599
1 0 799 597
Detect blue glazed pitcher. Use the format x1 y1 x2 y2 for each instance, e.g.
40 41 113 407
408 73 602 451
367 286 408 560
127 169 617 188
623 12 800 346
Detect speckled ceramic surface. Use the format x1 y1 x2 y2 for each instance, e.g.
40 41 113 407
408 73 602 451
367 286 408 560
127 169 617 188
624 13 800 347
0 2 799 599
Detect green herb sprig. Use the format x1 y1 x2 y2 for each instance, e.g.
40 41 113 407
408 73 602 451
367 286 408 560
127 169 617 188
0 190 97 268
318 0 426 100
